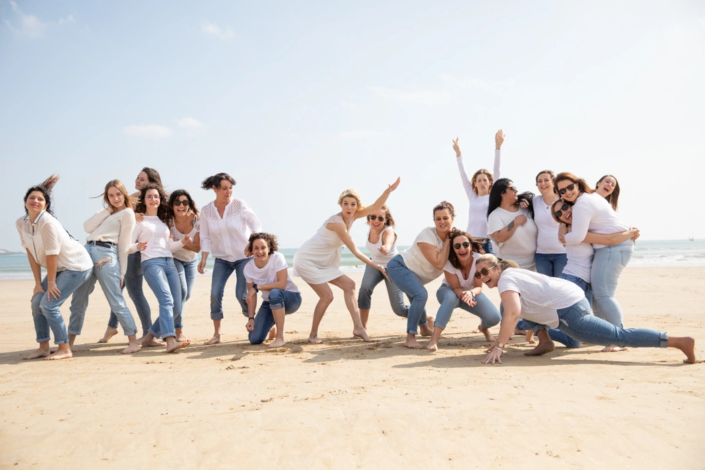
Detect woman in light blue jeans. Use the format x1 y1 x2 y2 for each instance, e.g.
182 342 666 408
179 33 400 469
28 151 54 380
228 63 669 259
533 170 567 278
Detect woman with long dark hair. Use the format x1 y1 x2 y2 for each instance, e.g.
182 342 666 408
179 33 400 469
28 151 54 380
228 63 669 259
595 175 620 211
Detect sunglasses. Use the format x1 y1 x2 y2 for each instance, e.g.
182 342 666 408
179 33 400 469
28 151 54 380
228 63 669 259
506 186 518 193
173 199 190 207
369 215 385 222
474 267 492 279
558 183 575 195
453 241 471 250
554 203 570 219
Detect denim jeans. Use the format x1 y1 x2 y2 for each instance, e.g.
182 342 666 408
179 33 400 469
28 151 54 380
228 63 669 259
69 244 138 336
560 273 593 308
535 253 568 278
249 289 302 344
592 241 634 327
210 257 252 320
31 268 92 344
475 238 494 255
142 257 182 339
108 251 152 335
385 255 429 335
173 258 198 330
435 284 500 330
504 304 581 348
357 264 409 317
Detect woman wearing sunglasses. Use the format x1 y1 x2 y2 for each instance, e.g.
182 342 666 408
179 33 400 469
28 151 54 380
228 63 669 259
533 170 566 277
475 254 696 365
452 130 505 254
426 229 500 351
595 175 620 211
357 205 408 330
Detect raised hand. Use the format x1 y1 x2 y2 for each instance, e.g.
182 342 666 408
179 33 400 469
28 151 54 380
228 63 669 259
495 129 505 149
452 137 461 158
388 177 401 192
378 245 390 255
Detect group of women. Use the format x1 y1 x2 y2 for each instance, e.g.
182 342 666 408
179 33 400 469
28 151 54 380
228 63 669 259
16 131 695 364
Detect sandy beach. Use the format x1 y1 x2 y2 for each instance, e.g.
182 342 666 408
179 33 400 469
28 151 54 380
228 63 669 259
0 266 703 468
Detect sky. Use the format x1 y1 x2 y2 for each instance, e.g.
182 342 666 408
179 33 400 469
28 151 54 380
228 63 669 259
1 0 704 251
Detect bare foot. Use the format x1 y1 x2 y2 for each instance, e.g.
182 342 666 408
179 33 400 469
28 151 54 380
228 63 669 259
352 328 373 342
166 340 190 353
204 335 221 345
121 344 142 354
420 316 435 337
426 342 438 352
46 348 73 361
267 338 286 348
406 337 424 349
513 329 528 337
308 335 323 344
142 338 166 348
471 322 482 334
175 329 190 342
268 328 276 341
524 340 555 356
24 347 51 360
98 327 118 344
601 346 628 352
669 337 696 364
479 325 495 342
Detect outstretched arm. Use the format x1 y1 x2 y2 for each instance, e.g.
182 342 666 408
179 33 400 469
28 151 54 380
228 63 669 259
355 177 401 219
494 129 504 180
482 290 520 365
454 138 475 200
328 222 389 279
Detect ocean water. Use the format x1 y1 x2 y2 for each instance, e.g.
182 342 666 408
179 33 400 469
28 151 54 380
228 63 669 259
1 240 703 280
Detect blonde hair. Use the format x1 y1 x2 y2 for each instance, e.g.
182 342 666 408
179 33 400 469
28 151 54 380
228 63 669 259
102 180 137 211
471 169 494 195
338 189 365 211
476 253 519 271
366 204 396 227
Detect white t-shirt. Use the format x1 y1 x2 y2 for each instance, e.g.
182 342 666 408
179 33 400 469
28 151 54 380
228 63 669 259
400 227 444 285
442 252 481 290
563 242 595 283
243 252 299 301
533 195 566 255
129 216 184 262
456 150 501 238
366 226 398 267
498 269 585 328
563 192 629 249
487 207 538 270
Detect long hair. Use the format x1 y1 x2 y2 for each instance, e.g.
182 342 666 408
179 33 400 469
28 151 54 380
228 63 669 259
471 169 494 195
487 178 513 217
366 204 395 227
338 189 365 211
550 199 574 225
596 174 620 211
134 183 171 225
554 172 594 196
24 174 60 216
168 189 200 216
141 167 163 187
476 253 519 271
100 180 137 211
247 232 279 254
517 191 535 219
201 173 236 190
447 228 484 269
433 200 455 218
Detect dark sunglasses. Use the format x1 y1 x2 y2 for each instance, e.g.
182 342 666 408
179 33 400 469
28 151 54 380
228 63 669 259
554 203 570 219
558 183 575 195
506 186 518 193
453 241 471 250
474 267 492 279
173 199 190 207
369 215 385 222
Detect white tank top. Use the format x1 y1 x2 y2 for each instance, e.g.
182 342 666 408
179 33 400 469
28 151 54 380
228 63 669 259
365 226 398 267
171 216 200 262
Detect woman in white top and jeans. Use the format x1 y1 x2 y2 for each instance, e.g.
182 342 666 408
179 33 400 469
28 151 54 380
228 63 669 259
453 130 504 254
198 173 262 346
16 176 93 361
533 170 567 277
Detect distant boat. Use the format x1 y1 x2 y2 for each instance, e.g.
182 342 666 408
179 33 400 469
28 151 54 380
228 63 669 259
690 230 695 242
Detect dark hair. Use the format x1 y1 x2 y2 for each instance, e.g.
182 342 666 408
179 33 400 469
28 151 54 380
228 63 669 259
168 189 199 216
135 183 172 225
518 191 535 219
247 232 279 254
447 229 484 269
141 167 163 188
554 172 594 196
596 175 620 211
366 205 396 227
550 199 574 225
487 178 513 217
201 173 236 190
24 175 60 216
433 201 455 218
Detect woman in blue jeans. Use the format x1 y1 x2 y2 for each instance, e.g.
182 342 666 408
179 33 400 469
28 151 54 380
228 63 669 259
244 233 301 348
475 254 696 365
16 175 93 361
533 170 567 277
427 229 500 351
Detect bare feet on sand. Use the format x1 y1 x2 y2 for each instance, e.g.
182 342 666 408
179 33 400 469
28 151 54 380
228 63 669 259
601 346 628 352
426 342 438 352
24 347 51 360
204 335 221 345
166 340 190 353
142 338 166 348
46 346 73 361
175 329 189 342
479 325 495 342
308 335 323 344
524 340 555 356
420 316 435 337
405 335 423 349
670 337 696 364
352 328 373 342
121 343 142 354
267 338 286 348
268 328 276 341
98 327 118 344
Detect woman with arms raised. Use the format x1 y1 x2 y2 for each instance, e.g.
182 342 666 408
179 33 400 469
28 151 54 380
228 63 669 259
595 174 620 211
293 179 400 343
16 175 93 361
533 170 566 277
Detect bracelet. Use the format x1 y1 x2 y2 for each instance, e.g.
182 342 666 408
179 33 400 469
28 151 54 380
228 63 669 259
248 317 254 320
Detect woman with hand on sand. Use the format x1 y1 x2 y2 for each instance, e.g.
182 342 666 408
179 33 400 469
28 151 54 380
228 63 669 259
426 229 500 352
453 130 504 254
16 175 93 361
199 173 262 345
244 233 301 348
293 179 400 344
386 201 454 349
533 170 567 277
595 174 620 211
130 184 191 353
476 254 696 365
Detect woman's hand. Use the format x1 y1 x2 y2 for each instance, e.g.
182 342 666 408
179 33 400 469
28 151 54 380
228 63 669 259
452 137 461 158
134 213 144 223
629 227 640 242
495 129 505 149
514 214 527 226
198 258 207 275
181 235 192 246
460 291 476 307
246 318 255 332
137 241 148 252
378 245 390 255
32 283 45 301
482 345 503 365
46 281 61 301
387 177 401 193
244 245 252 257
518 199 530 209
558 223 568 244
376 264 391 282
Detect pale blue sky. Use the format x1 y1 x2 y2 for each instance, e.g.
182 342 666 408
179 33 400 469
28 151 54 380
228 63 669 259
1 0 704 251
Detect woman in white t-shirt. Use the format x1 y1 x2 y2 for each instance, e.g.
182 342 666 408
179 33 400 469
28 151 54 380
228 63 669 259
293 179 400 344
475 254 696 365
533 170 567 277
386 201 454 349
487 178 538 270
244 233 301 348
357 205 407 329
453 130 504 254
427 229 500 351
595 174 620 211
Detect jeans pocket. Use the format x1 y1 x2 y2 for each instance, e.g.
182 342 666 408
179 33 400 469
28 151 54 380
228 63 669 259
619 249 632 268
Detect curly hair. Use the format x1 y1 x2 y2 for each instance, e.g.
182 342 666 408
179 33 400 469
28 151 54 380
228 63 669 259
366 204 396 227
247 232 279 254
24 174 60 216
447 229 484 269
134 183 172 226
202 173 236 190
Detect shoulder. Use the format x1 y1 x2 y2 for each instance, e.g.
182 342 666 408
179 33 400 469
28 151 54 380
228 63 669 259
443 260 456 273
326 214 345 225
272 252 288 267
15 215 28 229
201 202 217 218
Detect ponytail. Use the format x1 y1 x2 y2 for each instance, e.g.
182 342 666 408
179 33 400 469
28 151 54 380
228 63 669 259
201 173 236 190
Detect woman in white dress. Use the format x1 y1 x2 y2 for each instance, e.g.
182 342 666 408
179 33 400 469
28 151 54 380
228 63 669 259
293 178 400 343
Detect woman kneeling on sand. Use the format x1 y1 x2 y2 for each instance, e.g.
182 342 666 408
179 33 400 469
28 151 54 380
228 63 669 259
475 254 696 365
244 233 301 347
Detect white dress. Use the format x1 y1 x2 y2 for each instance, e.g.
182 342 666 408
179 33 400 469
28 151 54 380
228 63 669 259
293 214 352 284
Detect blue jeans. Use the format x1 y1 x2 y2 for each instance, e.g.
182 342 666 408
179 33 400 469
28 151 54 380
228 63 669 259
108 252 152 335
535 253 568 278
210 257 252 320
69 244 138 336
475 238 494 255
142 257 182 339
435 284 500 330
592 241 634 327
31 268 92 344
385 255 429 335
560 273 593 308
505 304 581 348
357 264 408 317
249 289 302 344
173 258 198 330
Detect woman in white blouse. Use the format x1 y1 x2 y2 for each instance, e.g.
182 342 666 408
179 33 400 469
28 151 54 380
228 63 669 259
198 173 262 346
16 175 93 361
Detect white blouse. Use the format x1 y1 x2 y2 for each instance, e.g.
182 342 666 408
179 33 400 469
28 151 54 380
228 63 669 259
456 149 501 238
83 208 136 279
129 216 184 262
200 199 262 262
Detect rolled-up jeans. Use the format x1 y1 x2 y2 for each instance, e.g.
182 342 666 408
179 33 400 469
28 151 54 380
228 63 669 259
591 240 633 328
535 253 568 278
357 264 408 317
385 255 429 335
142 257 182 340
108 251 151 335
249 289 302 344
210 257 252 321
435 284 500 330
173 258 198 330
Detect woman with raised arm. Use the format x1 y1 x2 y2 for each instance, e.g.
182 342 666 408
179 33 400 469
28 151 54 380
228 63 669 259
386 201 454 349
453 130 504 254
426 229 500 351
475 254 696 365
68 180 141 354
533 170 567 277
357 205 408 329
199 173 262 345
244 233 301 348
293 179 400 344
169 190 200 343
16 175 93 361
595 175 620 211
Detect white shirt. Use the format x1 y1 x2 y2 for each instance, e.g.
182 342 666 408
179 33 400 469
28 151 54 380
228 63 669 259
243 252 299 301
129 216 184 262
498 269 585 328
456 150 501 238
400 227 444 285
487 207 538 270
442 252 481 290
563 242 595 283
366 226 398 267
563 192 629 249
16 211 92 272
84 208 136 279
533 195 566 255
171 216 200 263
200 199 262 262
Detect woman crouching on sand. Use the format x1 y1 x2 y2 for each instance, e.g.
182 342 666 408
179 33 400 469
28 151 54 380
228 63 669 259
16 176 93 360
244 233 301 348
426 229 500 351
475 254 696 365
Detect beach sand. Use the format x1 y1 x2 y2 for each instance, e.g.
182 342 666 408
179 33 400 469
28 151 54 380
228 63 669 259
0 267 703 468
